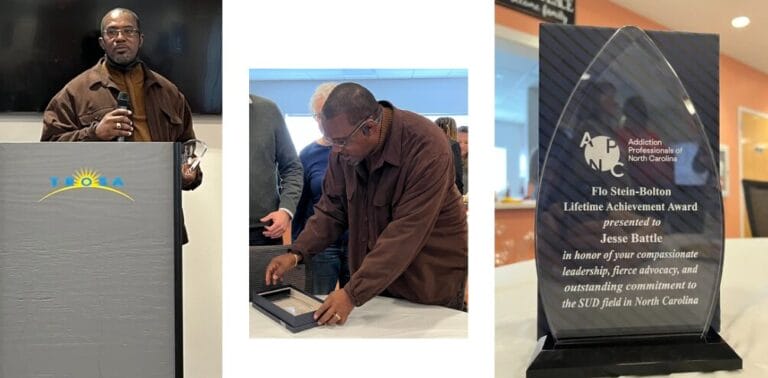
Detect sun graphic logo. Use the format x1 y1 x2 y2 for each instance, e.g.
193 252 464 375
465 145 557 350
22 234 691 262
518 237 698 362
39 168 133 202
580 132 625 178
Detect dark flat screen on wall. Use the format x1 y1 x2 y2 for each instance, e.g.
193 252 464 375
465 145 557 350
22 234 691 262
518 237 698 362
0 0 221 114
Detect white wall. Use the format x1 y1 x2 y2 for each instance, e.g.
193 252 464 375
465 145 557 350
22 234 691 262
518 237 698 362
0 114 223 378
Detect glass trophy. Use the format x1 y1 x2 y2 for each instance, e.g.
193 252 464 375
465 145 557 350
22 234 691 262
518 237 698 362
528 25 740 377
251 285 322 333
182 139 207 170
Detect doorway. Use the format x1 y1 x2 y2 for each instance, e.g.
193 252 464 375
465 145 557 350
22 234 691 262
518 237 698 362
739 107 768 236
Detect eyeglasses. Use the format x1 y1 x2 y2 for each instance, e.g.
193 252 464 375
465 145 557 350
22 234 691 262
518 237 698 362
103 27 141 39
322 110 380 148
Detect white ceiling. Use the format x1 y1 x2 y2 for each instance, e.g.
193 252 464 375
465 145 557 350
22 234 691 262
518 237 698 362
612 0 768 74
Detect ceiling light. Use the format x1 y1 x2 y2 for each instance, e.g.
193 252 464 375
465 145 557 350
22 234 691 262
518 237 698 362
731 16 750 28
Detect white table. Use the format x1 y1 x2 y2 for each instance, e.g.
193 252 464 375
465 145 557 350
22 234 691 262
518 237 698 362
496 238 768 377
250 296 467 338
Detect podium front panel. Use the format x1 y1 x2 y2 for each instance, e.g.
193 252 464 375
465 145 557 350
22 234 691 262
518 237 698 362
0 143 181 378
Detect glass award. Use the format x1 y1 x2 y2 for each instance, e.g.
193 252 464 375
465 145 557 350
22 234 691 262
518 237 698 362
251 285 322 333
529 25 740 376
182 139 207 170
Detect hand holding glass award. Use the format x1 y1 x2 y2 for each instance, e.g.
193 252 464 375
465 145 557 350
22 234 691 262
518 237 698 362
182 139 207 171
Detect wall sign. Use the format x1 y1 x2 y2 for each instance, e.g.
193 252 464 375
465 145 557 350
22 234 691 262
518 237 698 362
496 0 576 24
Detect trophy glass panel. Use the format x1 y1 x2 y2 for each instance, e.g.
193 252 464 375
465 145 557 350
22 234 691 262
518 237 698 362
536 26 724 341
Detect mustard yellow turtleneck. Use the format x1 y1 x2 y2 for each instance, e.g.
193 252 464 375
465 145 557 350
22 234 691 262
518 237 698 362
103 61 151 141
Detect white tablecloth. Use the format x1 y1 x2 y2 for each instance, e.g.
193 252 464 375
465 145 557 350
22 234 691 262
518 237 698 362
250 296 467 338
496 238 768 377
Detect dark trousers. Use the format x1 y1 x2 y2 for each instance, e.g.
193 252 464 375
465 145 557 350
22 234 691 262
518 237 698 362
306 244 350 295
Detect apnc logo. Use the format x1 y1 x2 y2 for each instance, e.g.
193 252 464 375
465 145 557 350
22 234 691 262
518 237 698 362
40 168 133 202
580 132 624 178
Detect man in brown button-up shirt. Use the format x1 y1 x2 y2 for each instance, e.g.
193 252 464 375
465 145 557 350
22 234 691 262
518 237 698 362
266 82 467 326
39 8 202 244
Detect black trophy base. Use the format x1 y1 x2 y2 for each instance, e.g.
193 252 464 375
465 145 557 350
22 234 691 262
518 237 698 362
527 328 741 377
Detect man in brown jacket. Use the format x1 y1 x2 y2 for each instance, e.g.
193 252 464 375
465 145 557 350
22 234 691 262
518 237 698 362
40 8 201 244
266 82 467 326
41 8 201 190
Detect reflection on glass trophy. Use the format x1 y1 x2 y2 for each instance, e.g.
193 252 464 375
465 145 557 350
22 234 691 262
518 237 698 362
182 139 207 170
260 286 321 316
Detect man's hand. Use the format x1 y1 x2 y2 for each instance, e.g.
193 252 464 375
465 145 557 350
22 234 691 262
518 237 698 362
95 109 134 140
260 210 290 239
314 288 354 326
181 162 199 187
264 253 298 285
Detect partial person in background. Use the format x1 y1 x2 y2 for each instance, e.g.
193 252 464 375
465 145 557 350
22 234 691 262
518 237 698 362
249 95 303 246
266 82 467 326
458 125 469 193
293 82 351 295
41 7 202 243
435 117 464 194
526 148 538 200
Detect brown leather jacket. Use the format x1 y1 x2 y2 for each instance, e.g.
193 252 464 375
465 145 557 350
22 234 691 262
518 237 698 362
41 58 201 190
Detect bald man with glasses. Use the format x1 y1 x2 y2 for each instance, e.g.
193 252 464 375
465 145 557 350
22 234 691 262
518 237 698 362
266 82 468 326
41 7 202 242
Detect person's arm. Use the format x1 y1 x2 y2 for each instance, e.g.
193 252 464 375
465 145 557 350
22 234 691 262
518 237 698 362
290 152 348 260
344 150 454 306
291 150 313 241
42 90 99 141
265 153 347 285
260 111 303 238
451 141 464 194
42 91 136 142
274 115 303 215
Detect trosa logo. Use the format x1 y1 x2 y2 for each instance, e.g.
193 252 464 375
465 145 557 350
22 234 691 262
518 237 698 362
580 132 624 178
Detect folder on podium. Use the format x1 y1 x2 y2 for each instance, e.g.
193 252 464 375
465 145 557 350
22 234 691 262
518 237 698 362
0 143 183 378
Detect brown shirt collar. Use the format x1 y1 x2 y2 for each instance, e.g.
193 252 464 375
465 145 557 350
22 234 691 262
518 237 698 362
367 101 403 171
83 57 162 91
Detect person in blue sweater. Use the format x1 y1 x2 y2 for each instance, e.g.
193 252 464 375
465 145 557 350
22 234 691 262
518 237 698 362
292 82 350 295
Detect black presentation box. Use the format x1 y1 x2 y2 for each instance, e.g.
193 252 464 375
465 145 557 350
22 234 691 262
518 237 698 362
251 284 322 333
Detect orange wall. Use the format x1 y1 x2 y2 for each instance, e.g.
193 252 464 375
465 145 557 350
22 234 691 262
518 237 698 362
720 56 768 236
496 1 768 237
